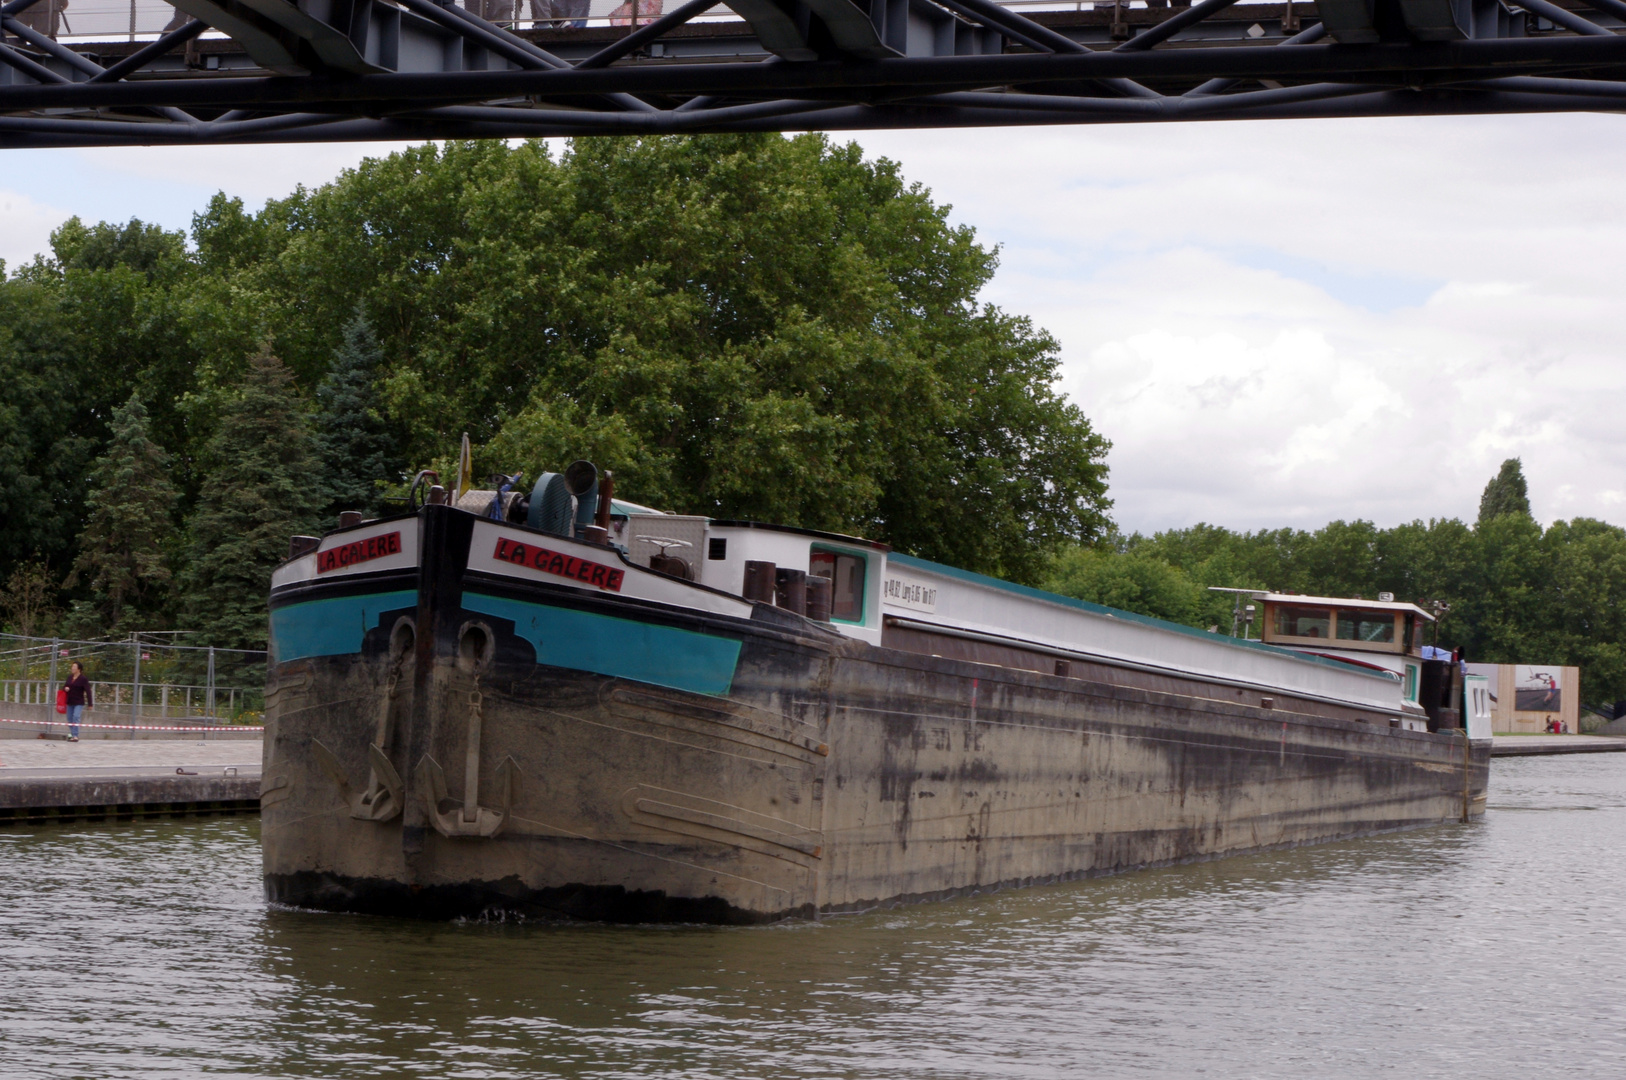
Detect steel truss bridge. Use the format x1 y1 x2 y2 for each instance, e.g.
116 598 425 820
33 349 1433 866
3 0 1626 146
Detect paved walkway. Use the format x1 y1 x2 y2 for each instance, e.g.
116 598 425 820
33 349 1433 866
1491 735 1626 757
0 739 262 776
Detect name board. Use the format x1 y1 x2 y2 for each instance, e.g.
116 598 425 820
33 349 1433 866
883 572 938 613
494 537 625 592
317 531 402 573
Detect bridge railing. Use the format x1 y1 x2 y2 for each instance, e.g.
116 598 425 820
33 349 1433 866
28 0 1116 45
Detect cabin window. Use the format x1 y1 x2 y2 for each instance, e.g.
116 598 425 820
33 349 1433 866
1273 605 1332 639
810 548 866 623
1336 612 1396 644
1404 664 1418 701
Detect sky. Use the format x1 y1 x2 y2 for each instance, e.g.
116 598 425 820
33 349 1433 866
3 114 1624 537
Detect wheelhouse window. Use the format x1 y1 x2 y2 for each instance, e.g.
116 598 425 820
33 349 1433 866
1273 605 1332 640
810 548 866 623
1336 612 1396 644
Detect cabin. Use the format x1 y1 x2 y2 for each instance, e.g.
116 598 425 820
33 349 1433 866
1253 592 1473 730
1259 594 1431 696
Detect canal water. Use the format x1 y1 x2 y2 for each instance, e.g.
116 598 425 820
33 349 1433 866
2 755 1622 1079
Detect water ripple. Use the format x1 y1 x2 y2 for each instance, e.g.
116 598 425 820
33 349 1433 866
2 756 1624 1078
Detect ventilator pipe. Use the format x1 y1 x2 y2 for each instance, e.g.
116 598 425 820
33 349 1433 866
565 460 598 539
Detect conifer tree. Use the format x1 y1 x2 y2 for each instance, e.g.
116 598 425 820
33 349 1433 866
315 312 399 523
179 345 320 650
1478 458 1532 527
64 395 178 636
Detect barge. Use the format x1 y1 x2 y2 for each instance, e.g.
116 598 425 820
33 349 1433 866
262 461 1491 922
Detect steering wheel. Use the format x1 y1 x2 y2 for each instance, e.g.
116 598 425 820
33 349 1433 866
408 470 441 512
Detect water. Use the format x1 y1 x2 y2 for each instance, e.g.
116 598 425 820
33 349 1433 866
2 756 1623 1079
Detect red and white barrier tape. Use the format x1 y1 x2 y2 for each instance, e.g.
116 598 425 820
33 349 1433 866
0 716 264 733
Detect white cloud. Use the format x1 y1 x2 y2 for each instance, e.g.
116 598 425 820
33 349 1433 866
0 187 65 272
854 116 1626 534
70 143 420 207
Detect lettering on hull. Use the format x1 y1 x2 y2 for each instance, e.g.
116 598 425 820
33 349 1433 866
317 530 403 573
492 537 625 592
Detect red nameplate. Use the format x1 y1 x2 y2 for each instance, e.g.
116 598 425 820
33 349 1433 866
317 531 402 573
493 537 625 592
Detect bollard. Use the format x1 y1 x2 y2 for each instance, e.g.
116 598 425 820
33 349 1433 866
806 575 832 622
775 568 808 616
743 561 777 604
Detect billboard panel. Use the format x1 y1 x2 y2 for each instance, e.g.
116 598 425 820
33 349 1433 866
1514 666 1562 713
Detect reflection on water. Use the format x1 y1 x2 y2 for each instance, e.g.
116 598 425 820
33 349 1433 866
3 757 1625 1078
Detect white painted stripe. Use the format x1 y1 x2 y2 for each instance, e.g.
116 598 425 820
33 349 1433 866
467 520 754 619
271 521 419 588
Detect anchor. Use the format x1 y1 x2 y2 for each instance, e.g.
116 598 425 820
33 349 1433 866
308 651 411 823
352 666 408 822
415 686 521 839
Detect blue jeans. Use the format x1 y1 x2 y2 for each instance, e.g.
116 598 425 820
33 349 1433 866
66 704 83 738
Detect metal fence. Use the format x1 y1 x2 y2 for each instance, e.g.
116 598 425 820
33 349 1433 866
0 632 265 725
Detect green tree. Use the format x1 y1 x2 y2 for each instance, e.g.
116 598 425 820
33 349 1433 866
0 560 59 639
314 313 400 523
1043 546 1204 627
0 277 93 587
178 346 320 649
63 395 179 636
1478 458 1532 525
46 217 190 285
192 135 1113 581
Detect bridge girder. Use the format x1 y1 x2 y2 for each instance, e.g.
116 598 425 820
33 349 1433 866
1 0 1625 147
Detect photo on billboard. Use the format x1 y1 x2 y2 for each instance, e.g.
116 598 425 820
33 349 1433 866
1514 666 1562 713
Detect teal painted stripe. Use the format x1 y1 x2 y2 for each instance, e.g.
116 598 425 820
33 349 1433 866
463 592 741 697
269 589 418 662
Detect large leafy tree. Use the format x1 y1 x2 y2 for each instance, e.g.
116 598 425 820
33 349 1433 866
64 395 180 636
179 346 320 650
0 278 91 586
0 215 211 594
193 135 1113 582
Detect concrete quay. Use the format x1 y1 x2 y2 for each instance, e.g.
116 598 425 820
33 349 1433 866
1491 735 1626 757
0 738 263 825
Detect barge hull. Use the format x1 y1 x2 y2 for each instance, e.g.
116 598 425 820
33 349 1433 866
262 509 1490 923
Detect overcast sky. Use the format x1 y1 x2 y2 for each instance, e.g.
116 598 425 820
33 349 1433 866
3 115 1623 536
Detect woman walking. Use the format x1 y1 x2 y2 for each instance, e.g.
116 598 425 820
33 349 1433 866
63 661 92 742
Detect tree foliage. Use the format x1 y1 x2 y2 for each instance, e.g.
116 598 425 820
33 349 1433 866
64 395 179 636
1478 457 1532 525
1045 463 1626 704
315 313 401 524
178 347 320 649
193 135 1111 583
